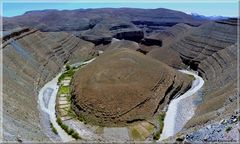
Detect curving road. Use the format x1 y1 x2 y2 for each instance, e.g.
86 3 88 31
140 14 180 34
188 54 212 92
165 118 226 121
159 70 204 141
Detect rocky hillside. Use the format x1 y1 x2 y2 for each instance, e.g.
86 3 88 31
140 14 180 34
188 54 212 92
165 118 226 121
148 18 238 141
2 28 97 141
71 48 192 126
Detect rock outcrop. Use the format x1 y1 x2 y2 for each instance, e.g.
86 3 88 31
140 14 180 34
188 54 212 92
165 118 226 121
71 48 192 126
2 28 97 141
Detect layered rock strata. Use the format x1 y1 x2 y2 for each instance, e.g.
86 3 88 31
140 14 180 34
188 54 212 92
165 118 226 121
71 48 192 126
2 28 97 141
148 19 238 135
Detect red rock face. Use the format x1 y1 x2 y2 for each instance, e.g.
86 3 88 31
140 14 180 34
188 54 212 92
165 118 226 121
71 48 192 126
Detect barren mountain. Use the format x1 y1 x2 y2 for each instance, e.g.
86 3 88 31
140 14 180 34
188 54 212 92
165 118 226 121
71 48 192 126
3 8 207 32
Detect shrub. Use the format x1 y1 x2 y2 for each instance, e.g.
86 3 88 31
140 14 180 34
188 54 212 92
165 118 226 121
64 68 74 77
78 113 87 123
58 68 75 83
68 129 74 135
158 113 165 133
66 65 71 71
56 117 62 125
67 109 77 118
59 86 70 94
153 112 166 140
50 122 58 135
56 116 81 139
61 124 69 132
226 126 232 132
71 132 81 139
153 130 160 140
176 136 185 142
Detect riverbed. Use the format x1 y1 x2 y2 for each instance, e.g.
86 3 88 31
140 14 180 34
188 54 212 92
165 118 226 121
159 70 204 141
38 63 204 142
38 59 95 142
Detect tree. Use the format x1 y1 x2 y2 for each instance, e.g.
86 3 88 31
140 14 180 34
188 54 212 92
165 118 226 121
66 64 71 71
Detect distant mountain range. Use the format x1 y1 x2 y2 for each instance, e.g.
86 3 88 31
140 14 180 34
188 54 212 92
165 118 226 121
3 8 210 32
191 13 229 20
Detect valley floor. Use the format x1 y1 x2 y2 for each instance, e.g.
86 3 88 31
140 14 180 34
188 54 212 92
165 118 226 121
160 70 204 141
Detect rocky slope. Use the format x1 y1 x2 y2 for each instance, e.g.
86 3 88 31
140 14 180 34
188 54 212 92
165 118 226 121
71 48 192 127
148 18 238 142
2 28 97 141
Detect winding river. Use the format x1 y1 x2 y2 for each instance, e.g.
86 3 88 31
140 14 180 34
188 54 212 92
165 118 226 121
38 59 95 142
38 60 203 142
159 70 204 141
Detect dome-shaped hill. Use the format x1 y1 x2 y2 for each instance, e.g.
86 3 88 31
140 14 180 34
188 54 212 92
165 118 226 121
71 48 192 126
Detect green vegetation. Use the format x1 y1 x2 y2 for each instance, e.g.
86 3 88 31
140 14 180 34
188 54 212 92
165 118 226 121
67 109 77 118
57 117 62 125
188 74 195 80
61 123 69 132
50 122 58 135
145 123 155 133
67 95 71 102
58 67 75 83
77 113 87 124
68 129 74 135
153 112 166 140
153 131 160 140
226 126 232 133
56 116 81 139
131 128 143 140
71 132 81 139
66 64 71 71
158 113 165 133
59 86 70 94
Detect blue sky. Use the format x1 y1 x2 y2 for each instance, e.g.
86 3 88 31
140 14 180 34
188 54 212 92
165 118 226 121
2 1 238 17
